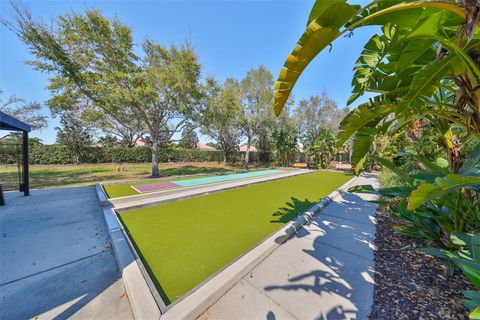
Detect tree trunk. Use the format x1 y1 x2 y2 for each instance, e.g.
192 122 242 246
449 135 463 174
223 152 227 163
244 137 251 170
151 141 159 177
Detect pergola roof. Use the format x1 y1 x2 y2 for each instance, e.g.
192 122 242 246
0 111 31 132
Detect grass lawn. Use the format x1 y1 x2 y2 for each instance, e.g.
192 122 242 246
119 171 352 304
0 162 241 190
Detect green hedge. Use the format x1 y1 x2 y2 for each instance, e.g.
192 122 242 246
0 143 267 164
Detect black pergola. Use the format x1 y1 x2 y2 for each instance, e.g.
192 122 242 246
0 111 31 196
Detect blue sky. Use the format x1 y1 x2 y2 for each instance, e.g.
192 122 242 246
0 0 378 144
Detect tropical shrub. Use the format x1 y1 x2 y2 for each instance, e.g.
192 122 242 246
272 0 480 175
272 127 298 167
350 143 480 316
304 128 336 169
273 0 480 317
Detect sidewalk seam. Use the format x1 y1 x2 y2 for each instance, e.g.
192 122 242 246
0 249 110 287
243 278 299 320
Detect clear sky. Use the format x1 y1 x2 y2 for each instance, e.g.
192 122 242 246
0 0 378 144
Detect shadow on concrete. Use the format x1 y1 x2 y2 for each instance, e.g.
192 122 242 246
264 193 376 320
1 253 124 319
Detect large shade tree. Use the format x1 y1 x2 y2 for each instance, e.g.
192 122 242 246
294 91 348 167
3 7 206 176
201 78 242 163
239 65 275 169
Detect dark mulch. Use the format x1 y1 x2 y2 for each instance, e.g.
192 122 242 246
369 209 473 320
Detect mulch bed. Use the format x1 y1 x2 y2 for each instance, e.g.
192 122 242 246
370 209 473 319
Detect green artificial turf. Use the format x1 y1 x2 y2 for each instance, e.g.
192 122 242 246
119 171 352 303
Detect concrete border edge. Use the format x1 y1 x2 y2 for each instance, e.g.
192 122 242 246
95 183 112 207
101 206 162 320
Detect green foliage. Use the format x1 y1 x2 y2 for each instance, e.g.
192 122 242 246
201 78 242 162
271 113 298 167
0 142 265 165
55 112 93 164
238 66 276 168
275 1 480 316
178 123 199 150
304 128 336 169
97 135 119 148
274 0 480 174
421 232 480 317
352 147 480 317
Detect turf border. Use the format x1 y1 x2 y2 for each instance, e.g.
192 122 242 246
98 172 359 319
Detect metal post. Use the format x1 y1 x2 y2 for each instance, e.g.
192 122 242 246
22 131 29 196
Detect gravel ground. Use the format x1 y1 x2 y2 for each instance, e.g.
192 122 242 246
370 209 473 319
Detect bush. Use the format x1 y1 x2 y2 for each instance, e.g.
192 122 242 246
0 143 267 165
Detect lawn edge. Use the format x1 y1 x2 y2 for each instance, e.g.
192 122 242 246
98 172 358 320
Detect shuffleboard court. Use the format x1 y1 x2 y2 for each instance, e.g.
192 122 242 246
119 171 352 304
131 169 284 193
172 169 283 187
133 182 180 193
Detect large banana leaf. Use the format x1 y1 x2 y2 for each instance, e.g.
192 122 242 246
273 0 468 115
336 102 397 146
397 56 456 112
408 174 480 210
471 307 480 320
461 143 480 175
374 156 415 185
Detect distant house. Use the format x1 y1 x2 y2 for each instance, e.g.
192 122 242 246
239 145 257 152
135 137 148 147
197 143 217 151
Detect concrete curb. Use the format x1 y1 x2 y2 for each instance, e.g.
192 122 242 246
102 206 163 320
160 175 360 320
95 183 109 207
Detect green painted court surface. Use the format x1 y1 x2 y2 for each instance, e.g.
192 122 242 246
119 171 352 304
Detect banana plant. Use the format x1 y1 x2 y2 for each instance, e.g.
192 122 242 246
273 0 480 174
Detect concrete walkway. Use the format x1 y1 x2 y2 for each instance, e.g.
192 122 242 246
0 187 133 319
200 173 379 320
